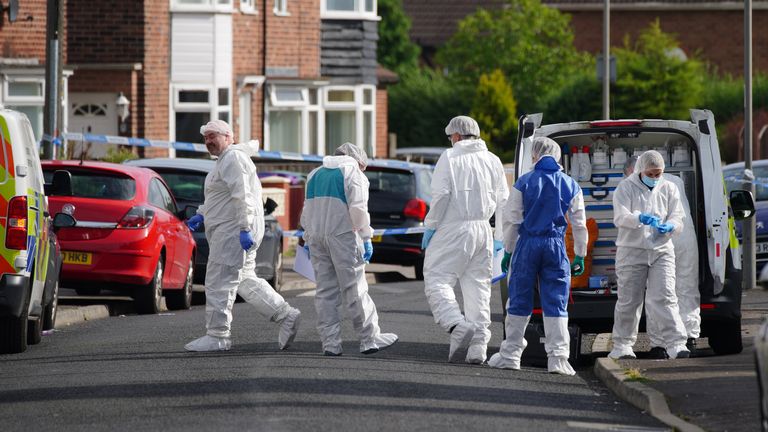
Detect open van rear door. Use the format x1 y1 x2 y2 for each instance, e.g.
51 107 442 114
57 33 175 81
515 114 542 180
691 109 730 293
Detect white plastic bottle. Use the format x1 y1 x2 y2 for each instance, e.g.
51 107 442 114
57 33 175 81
672 145 691 167
612 147 627 169
577 145 592 181
569 145 581 180
592 140 610 169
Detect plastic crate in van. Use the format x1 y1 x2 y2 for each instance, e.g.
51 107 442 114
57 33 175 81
591 258 616 275
593 240 617 256
582 186 615 203
596 222 618 239
585 204 614 220
578 172 624 189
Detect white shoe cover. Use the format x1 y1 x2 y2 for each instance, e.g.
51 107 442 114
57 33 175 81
466 344 487 364
185 335 232 352
667 344 691 359
488 352 520 370
548 356 576 376
448 320 476 363
608 346 636 360
278 307 301 350
360 332 399 354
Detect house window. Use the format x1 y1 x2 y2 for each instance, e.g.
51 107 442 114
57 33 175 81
274 0 288 15
265 85 320 154
240 0 256 13
322 0 376 18
324 85 375 157
3 78 45 142
173 86 231 156
171 0 233 11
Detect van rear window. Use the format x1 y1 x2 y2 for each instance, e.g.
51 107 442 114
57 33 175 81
43 169 136 200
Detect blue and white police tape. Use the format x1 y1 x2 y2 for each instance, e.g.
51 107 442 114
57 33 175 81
284 226 428 237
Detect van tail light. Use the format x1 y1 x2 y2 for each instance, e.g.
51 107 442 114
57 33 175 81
5 196 28 250
403 198 427 221
117 206 155 229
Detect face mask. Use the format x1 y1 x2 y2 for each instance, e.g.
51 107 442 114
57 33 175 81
641 175 659 188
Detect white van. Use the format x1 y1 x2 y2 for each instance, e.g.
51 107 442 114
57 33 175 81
511 109 755 356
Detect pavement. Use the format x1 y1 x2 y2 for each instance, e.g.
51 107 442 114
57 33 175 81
54 256 767 431
592 287 768 432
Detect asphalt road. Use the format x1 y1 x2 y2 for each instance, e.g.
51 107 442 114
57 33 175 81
0 266 667 432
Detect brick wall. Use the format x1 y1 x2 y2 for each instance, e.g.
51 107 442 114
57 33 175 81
266 0 320 78
568 10 768 76
232 6 264 142
141 0 170 151
66 0 143 64
376 88 388 158
0 0 47 60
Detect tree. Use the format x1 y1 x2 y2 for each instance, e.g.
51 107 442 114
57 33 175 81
377 0 421 74
611 20 705 119
436 0 589 113
388 69 472 148
470 69 517 161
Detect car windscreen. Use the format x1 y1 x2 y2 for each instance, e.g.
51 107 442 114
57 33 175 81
724 166 768 202
365 169 416 197
43 169 136 200
152 170 206 204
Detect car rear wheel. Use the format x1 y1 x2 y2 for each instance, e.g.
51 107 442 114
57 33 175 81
43 278 59 331
135 259 163 315
708 318 743 355
268 245 283 291
166 259 194 310
414 258 424 280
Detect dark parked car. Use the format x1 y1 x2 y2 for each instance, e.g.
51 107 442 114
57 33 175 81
125 158 284 290
364 159 434 279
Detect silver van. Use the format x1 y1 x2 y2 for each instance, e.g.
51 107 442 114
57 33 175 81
511 110 755 356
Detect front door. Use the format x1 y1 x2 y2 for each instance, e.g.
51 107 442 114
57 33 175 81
68 93 118 159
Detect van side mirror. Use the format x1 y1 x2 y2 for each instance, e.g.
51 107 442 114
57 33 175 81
44 170 73 196
730 190 756 220
264 197 278 216
52 213 76 232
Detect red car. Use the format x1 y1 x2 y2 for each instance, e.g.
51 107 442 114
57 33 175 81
41 161 196 314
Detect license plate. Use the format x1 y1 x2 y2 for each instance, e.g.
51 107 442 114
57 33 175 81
63 251 92 265
370 235 383 243
758 243 768 254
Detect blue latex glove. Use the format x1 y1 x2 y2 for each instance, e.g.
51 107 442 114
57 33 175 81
657 223 675 234
639 213 660 227
186 214 204 231
421 228 436 250
501 251 512 274
571 256 585 276
239 230 255 251
363 240 373 262
493 240 504 253
302 244 310 258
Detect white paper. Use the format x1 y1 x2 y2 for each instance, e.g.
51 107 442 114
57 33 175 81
293 245 316 282
492 249 506 283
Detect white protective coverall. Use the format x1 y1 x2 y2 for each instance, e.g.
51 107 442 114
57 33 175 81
610 151 689 359
186 140 300 351
300 144 398 356
423 132 509 364
646 173 700 347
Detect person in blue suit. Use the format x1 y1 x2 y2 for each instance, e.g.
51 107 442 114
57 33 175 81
489 137 587 375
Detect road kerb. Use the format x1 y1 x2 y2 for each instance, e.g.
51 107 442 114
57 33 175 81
593 356 705 432
55 305 110 329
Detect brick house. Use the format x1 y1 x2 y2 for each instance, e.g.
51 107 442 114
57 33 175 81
403 0 768 76
0 0 392 159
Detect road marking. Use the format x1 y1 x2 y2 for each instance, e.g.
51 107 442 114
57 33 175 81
567 421 671 431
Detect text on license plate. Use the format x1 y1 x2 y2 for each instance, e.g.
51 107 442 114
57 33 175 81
63 251 92 265
371 235 383 243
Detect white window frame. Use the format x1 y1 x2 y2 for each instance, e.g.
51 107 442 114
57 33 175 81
321 0 378 20
3 77 45 105
170 0 234 13
323 84 376 157
264 85 322 154
274 0 289 16
240 0 257 13
170 84 232 143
